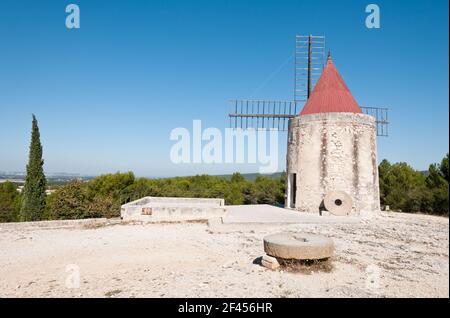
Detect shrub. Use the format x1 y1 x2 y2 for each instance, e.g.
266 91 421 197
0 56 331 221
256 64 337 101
0 181 21 222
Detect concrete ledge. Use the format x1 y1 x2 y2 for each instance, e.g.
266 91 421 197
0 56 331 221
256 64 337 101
121 196 226 222
224 205 361 224
0 218 109 231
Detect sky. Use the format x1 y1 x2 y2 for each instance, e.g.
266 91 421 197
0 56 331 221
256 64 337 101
0 0 448 177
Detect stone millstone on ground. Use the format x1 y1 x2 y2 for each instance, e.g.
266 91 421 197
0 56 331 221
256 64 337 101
323 191 353 216
263 232 334 261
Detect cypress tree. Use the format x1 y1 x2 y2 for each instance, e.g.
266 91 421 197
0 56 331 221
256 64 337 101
20 114 47 221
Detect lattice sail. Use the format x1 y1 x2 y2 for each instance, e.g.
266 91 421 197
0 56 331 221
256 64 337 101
227 34 389 136
295 35 326 102
228 100 298 131
229 101 389 136
360 107 389 136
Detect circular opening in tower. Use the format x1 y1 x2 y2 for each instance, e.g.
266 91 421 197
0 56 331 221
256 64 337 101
334 199 343 206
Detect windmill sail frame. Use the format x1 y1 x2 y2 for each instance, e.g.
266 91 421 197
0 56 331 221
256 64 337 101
228 34 389 136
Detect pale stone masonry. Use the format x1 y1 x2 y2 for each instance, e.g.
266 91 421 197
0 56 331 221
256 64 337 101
286 112 380 216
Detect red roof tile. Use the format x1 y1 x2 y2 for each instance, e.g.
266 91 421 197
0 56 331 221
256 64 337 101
300 56 362 115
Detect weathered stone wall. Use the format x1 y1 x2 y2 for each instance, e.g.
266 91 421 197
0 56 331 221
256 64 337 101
286 113 380 216
121 197 226 221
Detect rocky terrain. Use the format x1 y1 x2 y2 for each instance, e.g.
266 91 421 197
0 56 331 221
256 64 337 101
0 212 448 298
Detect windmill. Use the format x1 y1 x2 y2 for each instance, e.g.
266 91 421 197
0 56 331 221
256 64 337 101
228 34 389 216
228 34 389 136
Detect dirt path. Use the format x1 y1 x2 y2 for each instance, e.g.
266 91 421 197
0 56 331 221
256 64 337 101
0 212 448 298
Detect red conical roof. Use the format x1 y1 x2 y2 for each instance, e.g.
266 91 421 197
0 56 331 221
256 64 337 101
300 56 362 115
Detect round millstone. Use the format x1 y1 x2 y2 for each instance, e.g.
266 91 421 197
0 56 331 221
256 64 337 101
263 232 334 260
324 191 353 216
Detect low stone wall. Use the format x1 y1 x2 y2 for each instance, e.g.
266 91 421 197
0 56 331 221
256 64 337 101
121 197 226 222
0 218 109 231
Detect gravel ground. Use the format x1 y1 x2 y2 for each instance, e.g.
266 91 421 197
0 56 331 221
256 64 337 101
0 212 448 298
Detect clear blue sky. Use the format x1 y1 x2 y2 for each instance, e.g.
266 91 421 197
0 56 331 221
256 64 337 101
0 0 448 177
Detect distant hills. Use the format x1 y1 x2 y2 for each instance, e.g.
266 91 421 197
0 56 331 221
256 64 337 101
0 172 95 186
1 171 285 186
213 172 284 181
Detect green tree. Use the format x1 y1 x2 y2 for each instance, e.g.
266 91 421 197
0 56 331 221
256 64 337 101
120 178 161 203
254 176 284 205
230 172 245 183
242 183 258 205
20 115 47 221
378 159 392 207
426 156 449 215
0 181 21 222
381 162 427 212
49 180 90 219
439 153 449 182
426 164 446 189
379 156 449 215
86 171 135 199
224 183 244 205
49 178 127 220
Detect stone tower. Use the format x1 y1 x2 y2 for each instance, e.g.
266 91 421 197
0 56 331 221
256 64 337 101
285 55 380 216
